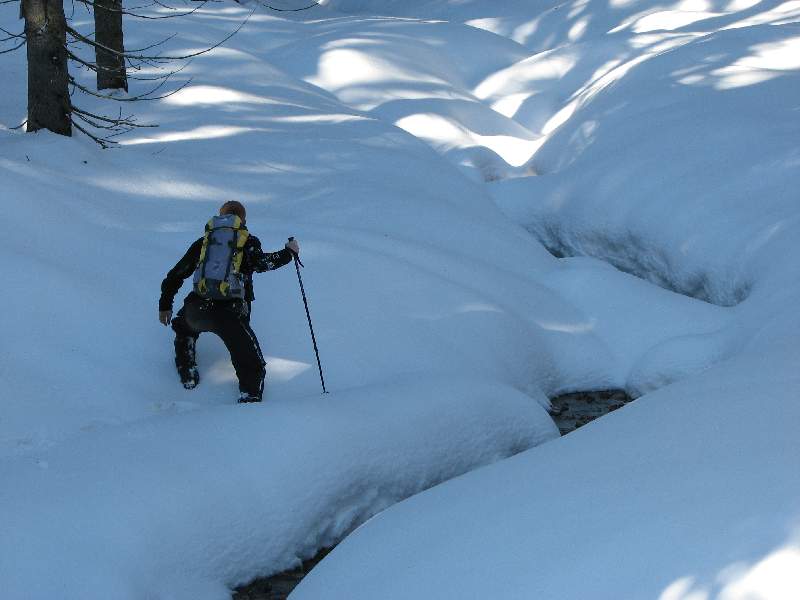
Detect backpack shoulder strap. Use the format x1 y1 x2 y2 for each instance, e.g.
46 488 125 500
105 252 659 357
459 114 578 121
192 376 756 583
219 220 250 296
196 217 216 295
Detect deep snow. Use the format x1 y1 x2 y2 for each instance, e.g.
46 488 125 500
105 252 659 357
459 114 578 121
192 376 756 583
1 378 556 598
2 0 799 598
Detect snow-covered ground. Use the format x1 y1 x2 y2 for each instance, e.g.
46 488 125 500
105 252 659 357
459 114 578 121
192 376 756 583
1 0 799 597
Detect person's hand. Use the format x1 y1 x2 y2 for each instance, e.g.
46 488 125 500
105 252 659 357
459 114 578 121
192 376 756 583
285 239 300 255
159 310 172 326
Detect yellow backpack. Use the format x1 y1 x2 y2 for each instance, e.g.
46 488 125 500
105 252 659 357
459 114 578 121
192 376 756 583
192 214 250 300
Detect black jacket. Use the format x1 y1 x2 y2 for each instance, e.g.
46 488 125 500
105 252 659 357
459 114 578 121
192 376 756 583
159 235 293 311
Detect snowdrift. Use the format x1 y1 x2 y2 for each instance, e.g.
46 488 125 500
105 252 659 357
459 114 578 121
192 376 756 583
289 1 800 599
1 378 555 599
2 0 799 598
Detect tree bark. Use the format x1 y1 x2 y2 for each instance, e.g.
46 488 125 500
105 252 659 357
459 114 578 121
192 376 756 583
23 0 71 136
93 0 127 91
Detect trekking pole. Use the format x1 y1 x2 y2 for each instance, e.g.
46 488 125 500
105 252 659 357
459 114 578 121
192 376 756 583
288 237 328 394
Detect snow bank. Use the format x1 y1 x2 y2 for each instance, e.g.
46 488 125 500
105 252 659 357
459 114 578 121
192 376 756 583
320 0 800 310
0 24 559 457
0 378 556 599
269 15 543 181
292 348 800 600
539 257 735 395
4 0 799 597
2 3 571 596
284 1 800 599
494 22 800 309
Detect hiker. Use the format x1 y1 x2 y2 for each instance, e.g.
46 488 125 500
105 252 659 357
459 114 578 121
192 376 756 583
158 200 299 403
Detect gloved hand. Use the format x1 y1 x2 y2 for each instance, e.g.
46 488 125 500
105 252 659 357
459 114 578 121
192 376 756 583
285 238 300 255
159 310 172 326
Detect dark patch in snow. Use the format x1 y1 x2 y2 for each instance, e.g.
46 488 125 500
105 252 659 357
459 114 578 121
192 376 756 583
532 225 750 307
233 548 333 600
549 389 634 435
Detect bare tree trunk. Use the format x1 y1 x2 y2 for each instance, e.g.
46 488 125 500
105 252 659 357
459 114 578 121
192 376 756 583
94 0 127 91
23 0 71 135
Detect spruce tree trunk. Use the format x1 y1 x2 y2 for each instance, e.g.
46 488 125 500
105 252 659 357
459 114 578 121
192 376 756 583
94 0 127 91
23 0 72 136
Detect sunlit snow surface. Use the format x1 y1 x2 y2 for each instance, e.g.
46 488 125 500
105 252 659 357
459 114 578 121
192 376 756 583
1 0 799 598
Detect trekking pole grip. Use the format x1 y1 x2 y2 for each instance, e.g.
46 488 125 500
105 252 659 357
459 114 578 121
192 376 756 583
287 236 303 267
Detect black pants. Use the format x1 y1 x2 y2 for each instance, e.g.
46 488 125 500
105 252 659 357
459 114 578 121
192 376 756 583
172 295 266 399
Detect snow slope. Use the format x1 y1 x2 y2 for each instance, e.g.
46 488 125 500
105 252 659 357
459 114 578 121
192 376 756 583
286 1 800 599
1 378 555 599
0 10 568 595
2 0 798 597
294 349 800 600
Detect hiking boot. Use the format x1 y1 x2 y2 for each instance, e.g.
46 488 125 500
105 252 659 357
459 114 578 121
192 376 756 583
179 366 199 390
237 392 261 404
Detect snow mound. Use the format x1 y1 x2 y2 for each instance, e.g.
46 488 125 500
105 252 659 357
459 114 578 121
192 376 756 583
270 16 543 180
284 1 800 599
0 378 556 599
291 350 800 600
3 0 800 597
493 22 800 307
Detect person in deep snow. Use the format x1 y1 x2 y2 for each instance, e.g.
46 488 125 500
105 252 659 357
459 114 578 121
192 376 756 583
158 201 300 403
